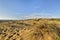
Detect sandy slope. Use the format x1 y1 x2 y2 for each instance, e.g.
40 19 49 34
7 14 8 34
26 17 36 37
0 19 60 40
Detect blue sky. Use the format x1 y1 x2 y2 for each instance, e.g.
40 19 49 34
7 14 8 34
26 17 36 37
0 0 60 19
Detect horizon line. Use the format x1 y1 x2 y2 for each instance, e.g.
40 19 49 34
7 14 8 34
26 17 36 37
0 17 60 20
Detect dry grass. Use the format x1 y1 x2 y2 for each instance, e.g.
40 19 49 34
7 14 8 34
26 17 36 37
0 19 60 40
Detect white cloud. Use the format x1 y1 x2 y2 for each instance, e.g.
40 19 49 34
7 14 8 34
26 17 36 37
0 12 59 20
20 13 59 19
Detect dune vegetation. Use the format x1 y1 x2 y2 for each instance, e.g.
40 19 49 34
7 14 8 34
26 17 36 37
0 18 60 40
